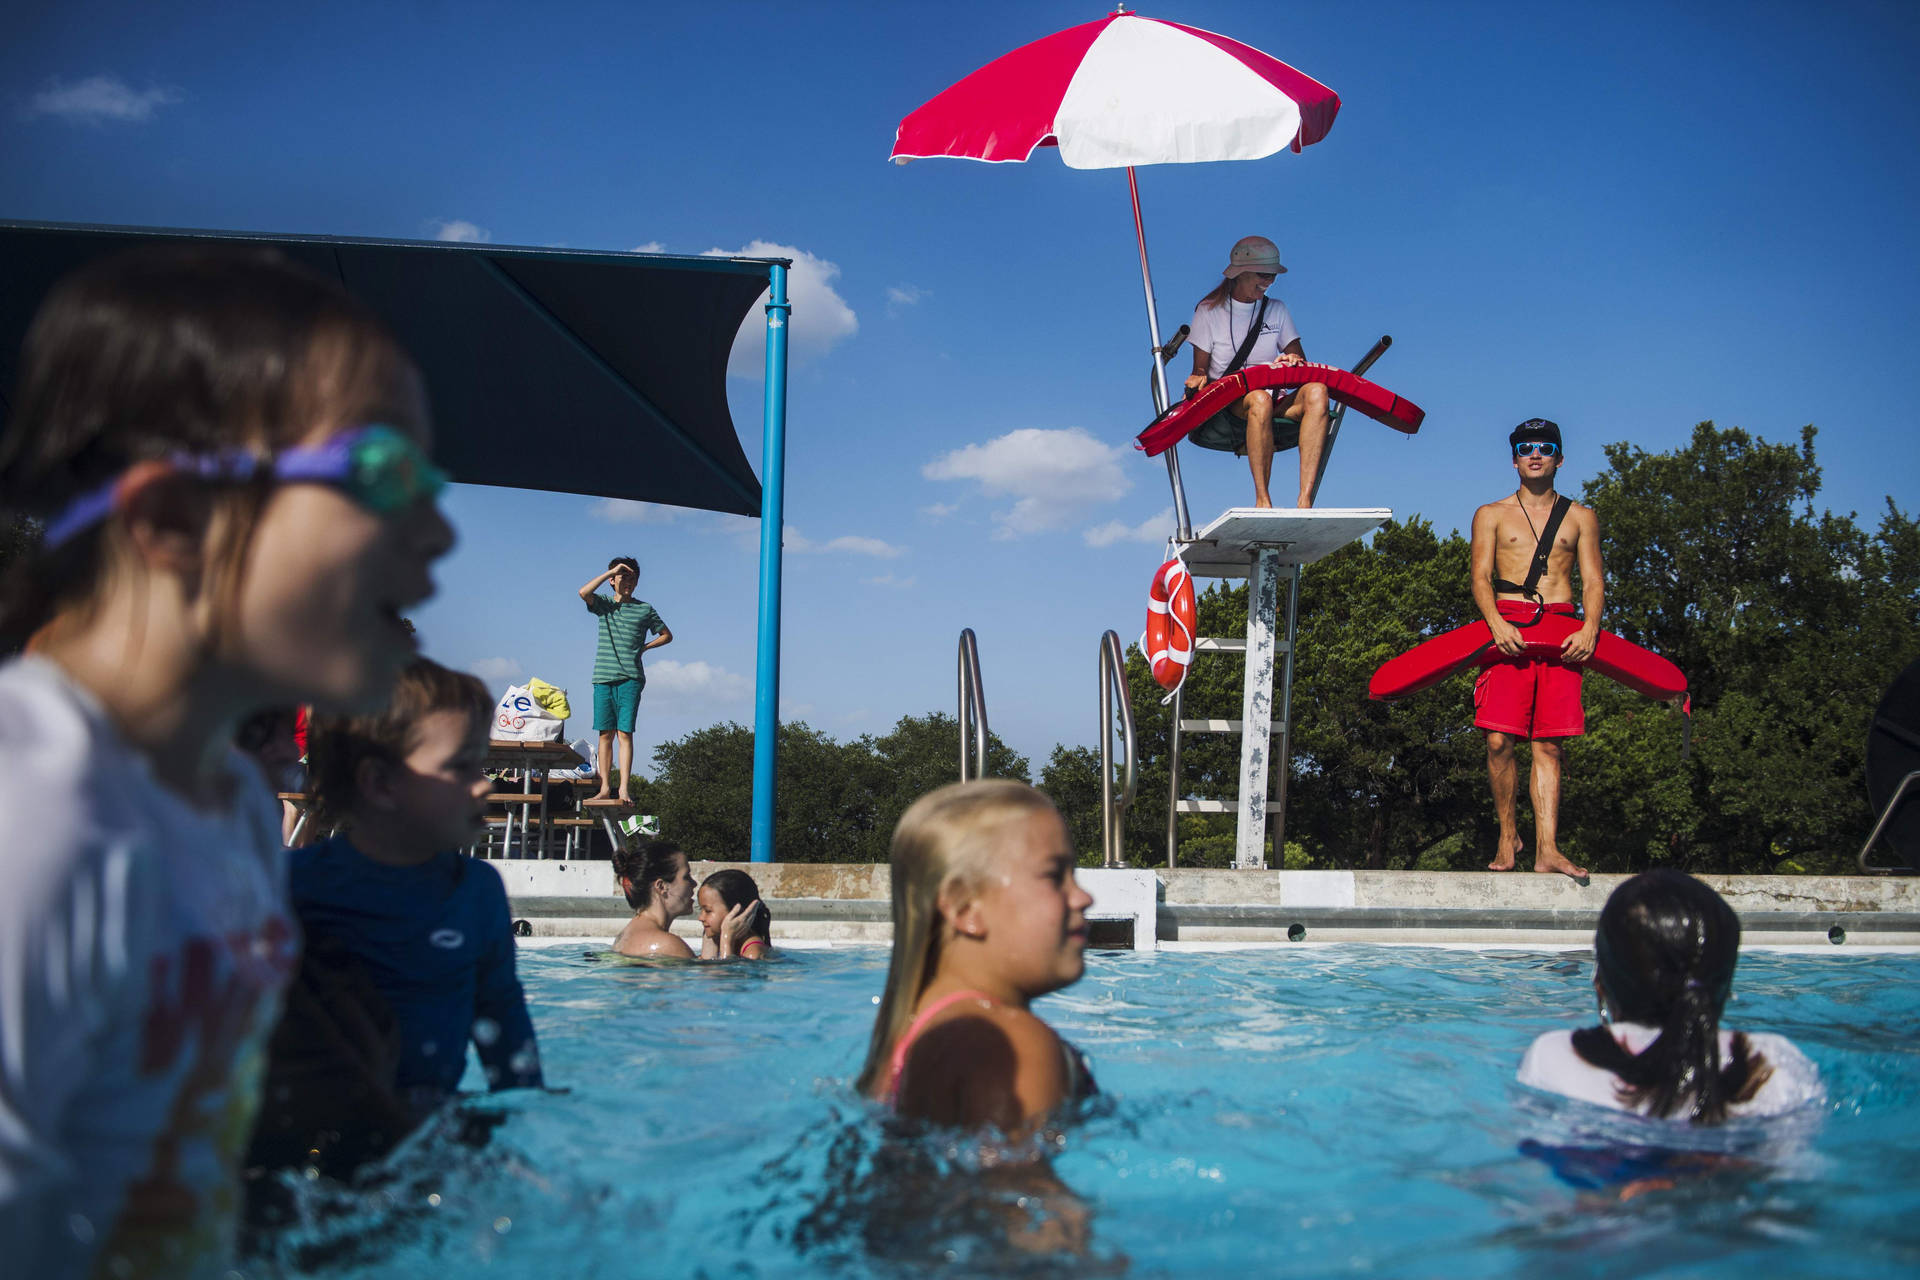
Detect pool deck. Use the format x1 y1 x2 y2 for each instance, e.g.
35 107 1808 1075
497 862 1920 950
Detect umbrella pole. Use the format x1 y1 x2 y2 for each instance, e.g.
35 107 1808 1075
1128 166 1193 542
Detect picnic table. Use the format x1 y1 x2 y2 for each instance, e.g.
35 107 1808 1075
486 738 587 859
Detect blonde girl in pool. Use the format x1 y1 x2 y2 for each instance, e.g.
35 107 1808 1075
856 780 1097 1135
0 245 454 1279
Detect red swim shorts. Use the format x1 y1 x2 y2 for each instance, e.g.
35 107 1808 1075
1473 602 1586 739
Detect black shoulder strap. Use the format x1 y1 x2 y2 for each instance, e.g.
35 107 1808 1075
1492 495 1573 599
1223 297 1268 376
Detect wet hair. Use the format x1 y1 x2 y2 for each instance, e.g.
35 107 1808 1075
701 868 772 947
0 244 420 650
306 658 490 831
1572 870 1773 1124
854 779 1059 1097
608 556 638 576
612 839 686 910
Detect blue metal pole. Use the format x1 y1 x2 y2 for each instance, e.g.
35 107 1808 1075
749 263 790 863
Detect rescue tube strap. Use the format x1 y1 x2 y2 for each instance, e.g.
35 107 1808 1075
1492 494 1573 604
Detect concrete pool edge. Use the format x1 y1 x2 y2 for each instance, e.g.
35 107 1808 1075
499 864 1919 949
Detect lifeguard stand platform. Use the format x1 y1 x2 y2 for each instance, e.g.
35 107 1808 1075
1168 508 1387 868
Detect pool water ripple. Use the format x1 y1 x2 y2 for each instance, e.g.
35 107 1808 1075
242 945 1920 1278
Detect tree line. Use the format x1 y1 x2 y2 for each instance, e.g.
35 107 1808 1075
637 424 1917 875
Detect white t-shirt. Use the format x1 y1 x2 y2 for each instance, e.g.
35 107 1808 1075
0 657 295 1279
1189 295 1301 379
1518 1024 1823 1120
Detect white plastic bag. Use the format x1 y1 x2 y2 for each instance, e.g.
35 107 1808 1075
493 683 565 742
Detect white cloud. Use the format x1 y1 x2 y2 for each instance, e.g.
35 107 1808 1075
630 241 666 254
587 498 677 524
706 240 858 377
644 658 751 707
781 528 905 558
863 572 917 589
1084 506 1176 548
471 657 526 683
886 284 928 311
920 502 957 520
924 427 1133 537
25 75 179 123
430 219 491 243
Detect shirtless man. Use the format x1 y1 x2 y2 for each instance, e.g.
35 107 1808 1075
1468 419 1602 881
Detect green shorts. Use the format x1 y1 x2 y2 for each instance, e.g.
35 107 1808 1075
593 678 643 732
1188 394 1303 455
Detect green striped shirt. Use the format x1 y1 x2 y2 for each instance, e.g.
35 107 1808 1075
585 595 664 685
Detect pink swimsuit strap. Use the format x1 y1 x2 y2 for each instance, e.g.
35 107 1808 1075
885 988 999 1104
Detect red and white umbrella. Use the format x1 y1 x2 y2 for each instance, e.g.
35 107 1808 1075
890 7 1340 536
891 9 1339 169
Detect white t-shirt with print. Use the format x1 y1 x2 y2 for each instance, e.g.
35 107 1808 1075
1189 295 1301 380
1518 1023 1823 1120
0 657 296 1279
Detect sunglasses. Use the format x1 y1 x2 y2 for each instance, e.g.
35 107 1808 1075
1512 441 1561 459
43 424 447 549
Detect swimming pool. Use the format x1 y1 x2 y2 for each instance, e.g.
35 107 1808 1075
245 944 1920 1278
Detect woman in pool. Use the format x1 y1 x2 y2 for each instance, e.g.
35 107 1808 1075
855 779 1096 1135
699 868 771 959
611 839 697 958
1519 869 1820 1122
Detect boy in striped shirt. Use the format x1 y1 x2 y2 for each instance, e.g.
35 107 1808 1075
578 557 672 803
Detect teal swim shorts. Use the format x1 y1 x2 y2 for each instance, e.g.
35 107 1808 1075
593 678 643 732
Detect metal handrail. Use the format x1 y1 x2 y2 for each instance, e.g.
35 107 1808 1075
1859 769 1919 873
1307 333 1391 506
1099 630 1139 867
957 628 988 782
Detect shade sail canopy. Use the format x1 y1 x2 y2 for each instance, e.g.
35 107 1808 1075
0 221 780 517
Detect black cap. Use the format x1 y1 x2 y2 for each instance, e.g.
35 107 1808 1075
1509 418 1561 448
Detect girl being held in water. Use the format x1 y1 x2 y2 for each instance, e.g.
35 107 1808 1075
699 868 772 960
856 780 1097 1136
1519 869 1821 1123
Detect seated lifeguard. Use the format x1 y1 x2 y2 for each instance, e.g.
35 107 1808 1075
1181 235 1331 509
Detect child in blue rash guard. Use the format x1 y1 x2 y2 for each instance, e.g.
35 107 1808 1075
280 659 542 1130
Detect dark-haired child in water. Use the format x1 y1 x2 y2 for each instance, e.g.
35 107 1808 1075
261 659 543 1156
0 245 452 1278
699 868 771 959
1519 869 1820 1123
856 779 1097 1137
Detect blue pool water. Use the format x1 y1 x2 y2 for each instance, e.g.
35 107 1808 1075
248 945 1920 1278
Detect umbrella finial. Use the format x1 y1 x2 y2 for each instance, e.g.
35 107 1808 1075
1110 3 1131 14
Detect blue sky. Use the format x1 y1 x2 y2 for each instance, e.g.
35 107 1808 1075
6 0 1917 775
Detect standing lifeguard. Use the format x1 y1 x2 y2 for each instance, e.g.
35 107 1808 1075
1469 419 1602 881
1181 235 1331 508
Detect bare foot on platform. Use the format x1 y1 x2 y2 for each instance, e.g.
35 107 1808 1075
588 787 612 802
1534 848 1589 884
1488 836 1522 871
1253 496 1273 509
1295 492 1314 509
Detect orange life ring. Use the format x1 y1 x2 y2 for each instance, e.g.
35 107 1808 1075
1144 558 1197 691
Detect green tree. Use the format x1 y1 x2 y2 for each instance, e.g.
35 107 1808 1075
856 712 1029 860
651 721 881 862
1576 423 1920 872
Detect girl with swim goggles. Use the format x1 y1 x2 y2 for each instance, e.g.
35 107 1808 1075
0 244 453 1279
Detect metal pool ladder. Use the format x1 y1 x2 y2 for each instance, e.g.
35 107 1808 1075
1100 629 1139 867
958 627 989 781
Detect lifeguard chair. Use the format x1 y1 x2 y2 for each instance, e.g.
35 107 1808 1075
1150 337 1399 868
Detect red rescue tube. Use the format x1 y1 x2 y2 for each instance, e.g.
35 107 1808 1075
1138 362 1425 457
1369 608 1687 704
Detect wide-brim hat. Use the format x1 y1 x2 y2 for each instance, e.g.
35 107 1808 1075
1223 234 1287 278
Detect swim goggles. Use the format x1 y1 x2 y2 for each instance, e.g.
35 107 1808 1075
42 424 447 550
1512 441 1560 459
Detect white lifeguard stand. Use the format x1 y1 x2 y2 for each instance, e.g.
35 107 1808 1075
1168 508 1387 867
